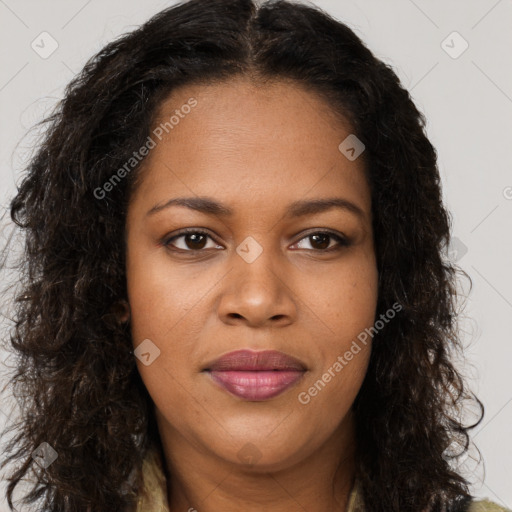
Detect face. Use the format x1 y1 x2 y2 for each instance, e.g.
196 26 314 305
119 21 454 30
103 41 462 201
125 77 378 472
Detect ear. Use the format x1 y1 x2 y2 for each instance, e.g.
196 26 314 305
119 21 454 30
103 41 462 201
113 299 131 323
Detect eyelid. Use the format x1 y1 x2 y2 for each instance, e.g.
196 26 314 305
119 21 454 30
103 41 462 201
294 227 349 242
161 227 221 249
290 229 350 251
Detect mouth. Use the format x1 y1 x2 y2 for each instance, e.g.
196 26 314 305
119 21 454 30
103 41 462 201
202 349 307 401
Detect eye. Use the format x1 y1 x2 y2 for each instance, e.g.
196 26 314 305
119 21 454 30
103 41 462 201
162 229 350 254
162 229 223 252
292 231 350 252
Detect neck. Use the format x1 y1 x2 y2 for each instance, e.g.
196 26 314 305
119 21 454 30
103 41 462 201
157 409 357 512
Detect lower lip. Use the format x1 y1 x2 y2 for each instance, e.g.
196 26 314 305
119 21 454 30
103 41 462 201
207 370 305 400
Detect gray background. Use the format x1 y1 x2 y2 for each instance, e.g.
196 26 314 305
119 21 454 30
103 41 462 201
0 0 511 510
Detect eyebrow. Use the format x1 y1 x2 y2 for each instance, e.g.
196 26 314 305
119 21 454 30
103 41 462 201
146 196 366 220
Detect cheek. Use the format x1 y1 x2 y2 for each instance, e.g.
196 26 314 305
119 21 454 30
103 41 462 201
125 245 214 413
126 256 203 421
297 252 378 340
294 254 377 406
295 306 374 436
126 242 206 346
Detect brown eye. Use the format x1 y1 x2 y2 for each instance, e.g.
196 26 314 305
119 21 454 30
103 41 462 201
181 233 207 250
163 231 222 252
309 233 330 250
294 231 349 252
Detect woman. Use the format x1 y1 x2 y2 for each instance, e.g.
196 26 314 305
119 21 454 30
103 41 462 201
0 0 508 511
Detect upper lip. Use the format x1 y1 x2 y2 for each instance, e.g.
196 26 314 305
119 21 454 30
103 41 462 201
203 349 307 372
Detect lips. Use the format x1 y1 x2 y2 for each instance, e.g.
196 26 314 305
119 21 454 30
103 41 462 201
203 349 306 401
204 349 306 372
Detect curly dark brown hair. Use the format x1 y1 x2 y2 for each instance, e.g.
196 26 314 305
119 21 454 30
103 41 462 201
0 0 484 510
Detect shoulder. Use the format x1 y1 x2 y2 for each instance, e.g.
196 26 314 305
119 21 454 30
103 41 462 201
349 479 511 512
468 499 511 512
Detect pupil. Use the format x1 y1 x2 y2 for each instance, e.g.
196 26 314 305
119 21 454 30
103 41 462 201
186 233 206 250
311 234 329 250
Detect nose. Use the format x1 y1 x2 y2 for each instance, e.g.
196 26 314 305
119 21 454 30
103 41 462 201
217 243 297 328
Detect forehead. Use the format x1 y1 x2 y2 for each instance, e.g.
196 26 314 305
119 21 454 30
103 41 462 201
132 77 370 218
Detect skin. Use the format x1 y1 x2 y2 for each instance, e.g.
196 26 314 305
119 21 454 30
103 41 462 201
125 76 378 512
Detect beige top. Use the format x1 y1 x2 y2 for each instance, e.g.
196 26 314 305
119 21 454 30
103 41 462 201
135 444 510 512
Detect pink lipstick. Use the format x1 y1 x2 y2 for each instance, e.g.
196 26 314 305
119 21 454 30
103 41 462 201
203 349 306 401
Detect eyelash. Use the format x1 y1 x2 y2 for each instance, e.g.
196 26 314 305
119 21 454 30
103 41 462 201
161 228 350 254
